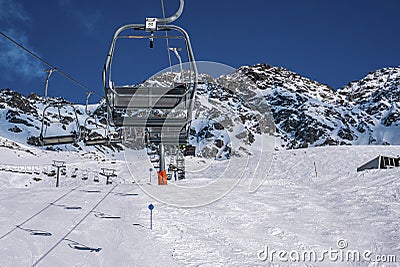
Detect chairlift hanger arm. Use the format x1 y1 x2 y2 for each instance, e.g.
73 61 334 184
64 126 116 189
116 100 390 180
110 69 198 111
153 0 184 25
85 92 93 115
158 24 198 123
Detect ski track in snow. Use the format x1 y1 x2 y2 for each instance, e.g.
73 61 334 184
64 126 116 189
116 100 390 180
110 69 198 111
0 143 399 266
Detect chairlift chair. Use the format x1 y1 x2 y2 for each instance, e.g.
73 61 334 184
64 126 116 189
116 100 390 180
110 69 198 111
147 147 158 156
102 0 198 146
39 102 81 146
82 170 89 180
150 156 159 163
83 92 111 146
102 0 196 183
100 168 117 185
83 116 109 146
107 130 123 144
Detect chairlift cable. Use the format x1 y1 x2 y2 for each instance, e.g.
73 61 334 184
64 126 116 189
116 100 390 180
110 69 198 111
0 31 102 99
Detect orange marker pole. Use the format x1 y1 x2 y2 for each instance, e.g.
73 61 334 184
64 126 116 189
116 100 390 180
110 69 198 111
158 143 167 185
158 170 167 185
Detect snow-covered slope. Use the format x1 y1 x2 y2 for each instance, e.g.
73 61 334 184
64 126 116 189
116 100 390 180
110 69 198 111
0 138 399 266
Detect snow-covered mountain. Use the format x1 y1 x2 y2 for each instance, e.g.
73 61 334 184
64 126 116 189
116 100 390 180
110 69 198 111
338 67 400 119
0 63 399 151
234 63 400 148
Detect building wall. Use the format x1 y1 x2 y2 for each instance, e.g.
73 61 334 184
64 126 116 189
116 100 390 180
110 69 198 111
357 156 380 172
357 155 400 172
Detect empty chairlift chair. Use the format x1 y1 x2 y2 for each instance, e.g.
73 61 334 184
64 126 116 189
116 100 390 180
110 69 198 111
102 0 198 146
102 0 197 183
83 116 109 146
39 102 81 146
83 92 117 146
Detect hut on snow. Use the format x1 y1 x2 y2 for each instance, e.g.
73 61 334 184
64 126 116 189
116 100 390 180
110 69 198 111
357 155 400 172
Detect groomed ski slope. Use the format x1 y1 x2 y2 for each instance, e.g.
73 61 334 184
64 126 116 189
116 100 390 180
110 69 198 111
0 142 399 266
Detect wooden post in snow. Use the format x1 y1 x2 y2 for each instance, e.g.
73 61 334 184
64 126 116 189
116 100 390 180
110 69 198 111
313 162 318 178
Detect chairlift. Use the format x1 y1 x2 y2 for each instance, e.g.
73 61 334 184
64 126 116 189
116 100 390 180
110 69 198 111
83 116 108 146
102 0 196 183
82 92 108 146
84 119 124 146
102 0 198 146
33 166 40 175
83 92 121 146
70 167 78 178
82 170 89 180
150 156 159 163
107 130 123 144
100 168 117 185
146 145 158 156
39 102 81 146
176 151 185 180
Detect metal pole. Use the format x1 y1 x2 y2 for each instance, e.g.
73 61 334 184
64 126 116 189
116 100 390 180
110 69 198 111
159 143 165 173
150 209 153 229
44 68 56 101
154 0 184 25
52 160 65 188
169 48 183 82
148 204 154 229
85 91 93 115
56 167 60 187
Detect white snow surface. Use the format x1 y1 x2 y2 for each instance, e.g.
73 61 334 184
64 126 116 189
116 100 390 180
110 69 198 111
0 138 399 266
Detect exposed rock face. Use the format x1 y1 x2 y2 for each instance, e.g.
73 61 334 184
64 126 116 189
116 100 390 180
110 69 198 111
233 64 400 148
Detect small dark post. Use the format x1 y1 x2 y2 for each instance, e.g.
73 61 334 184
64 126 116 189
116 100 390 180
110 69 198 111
52 160 66 188
148 204 154 229
313 162 318 178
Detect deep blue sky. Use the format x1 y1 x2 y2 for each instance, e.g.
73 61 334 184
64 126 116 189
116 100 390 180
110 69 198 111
1 0 400 103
